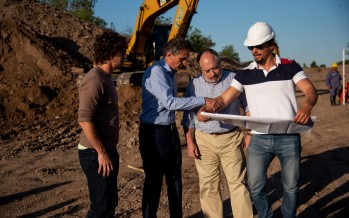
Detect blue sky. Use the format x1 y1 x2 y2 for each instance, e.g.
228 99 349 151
94 0 349 67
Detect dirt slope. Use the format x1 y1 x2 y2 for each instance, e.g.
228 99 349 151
0 1 348 218
0 0 103 121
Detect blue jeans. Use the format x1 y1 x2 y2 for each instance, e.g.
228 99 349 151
79 148 119 218
247 134 301 218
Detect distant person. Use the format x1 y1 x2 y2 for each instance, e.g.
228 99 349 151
138 37 221 218
199 21 318 218
326 63 342 105
182 48 253 218
78 29 127 218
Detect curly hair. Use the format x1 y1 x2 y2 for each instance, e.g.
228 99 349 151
94 29 127 65
162 36 191 57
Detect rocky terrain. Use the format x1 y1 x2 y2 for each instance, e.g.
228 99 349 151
0 0 348 217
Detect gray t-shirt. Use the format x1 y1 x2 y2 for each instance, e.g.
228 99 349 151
78 67 119 149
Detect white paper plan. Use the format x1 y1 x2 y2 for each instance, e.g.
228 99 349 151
200 112 316 134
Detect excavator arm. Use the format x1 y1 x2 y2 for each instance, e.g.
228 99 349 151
168 0 199 40
126 0 199 67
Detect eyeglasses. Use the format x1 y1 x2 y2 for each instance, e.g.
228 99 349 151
247 43 265 51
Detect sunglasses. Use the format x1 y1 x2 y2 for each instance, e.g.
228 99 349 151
247 43 265 51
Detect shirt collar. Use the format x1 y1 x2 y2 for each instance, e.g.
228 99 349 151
160 58 176 76
244 54 281 70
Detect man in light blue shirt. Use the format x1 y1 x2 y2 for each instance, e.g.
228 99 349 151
182 49 253 218
138 37 220 218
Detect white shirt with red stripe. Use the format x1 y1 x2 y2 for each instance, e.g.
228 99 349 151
231 54 308 134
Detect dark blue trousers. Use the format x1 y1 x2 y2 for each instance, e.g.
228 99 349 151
139 123 182 218
79 148 119 218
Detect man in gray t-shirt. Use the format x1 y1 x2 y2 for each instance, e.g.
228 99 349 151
78 30 127 218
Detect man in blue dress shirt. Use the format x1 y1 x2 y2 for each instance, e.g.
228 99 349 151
139 37 220 218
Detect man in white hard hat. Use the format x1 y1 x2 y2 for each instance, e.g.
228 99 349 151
199 21 318 218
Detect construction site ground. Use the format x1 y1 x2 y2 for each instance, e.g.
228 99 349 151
0 1 348 217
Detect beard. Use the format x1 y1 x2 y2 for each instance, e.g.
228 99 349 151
254 56 267 65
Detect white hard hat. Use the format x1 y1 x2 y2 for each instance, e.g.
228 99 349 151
244 22 275 46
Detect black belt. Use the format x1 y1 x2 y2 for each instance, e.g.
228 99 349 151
140 122 177 131
208 127 239 135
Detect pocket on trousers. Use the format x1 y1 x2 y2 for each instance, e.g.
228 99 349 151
78 149 99 173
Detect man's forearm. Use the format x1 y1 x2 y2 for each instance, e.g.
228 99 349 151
304 84 318 109
184 127 195 144
205 86 240 112
79 121 106 154
184 126 200 159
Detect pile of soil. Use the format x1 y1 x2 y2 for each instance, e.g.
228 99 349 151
0 0 105 160
0 1 348 218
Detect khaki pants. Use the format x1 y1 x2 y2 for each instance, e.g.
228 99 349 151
195 129 253 218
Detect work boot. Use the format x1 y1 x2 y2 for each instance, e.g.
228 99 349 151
333 97 337 105
330 97 334 105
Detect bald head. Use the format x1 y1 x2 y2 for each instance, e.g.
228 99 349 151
198 49 222 83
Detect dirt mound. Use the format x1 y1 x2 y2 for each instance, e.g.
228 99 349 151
0 0 142 156
0 0 104 121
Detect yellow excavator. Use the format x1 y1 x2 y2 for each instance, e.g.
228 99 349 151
122 0 199 71
119 0 277 87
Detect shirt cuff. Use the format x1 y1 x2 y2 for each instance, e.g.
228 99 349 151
199 97 206 106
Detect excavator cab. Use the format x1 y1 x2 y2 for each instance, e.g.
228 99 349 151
152 24 171 60
122 24 171 71
122 0 199 71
